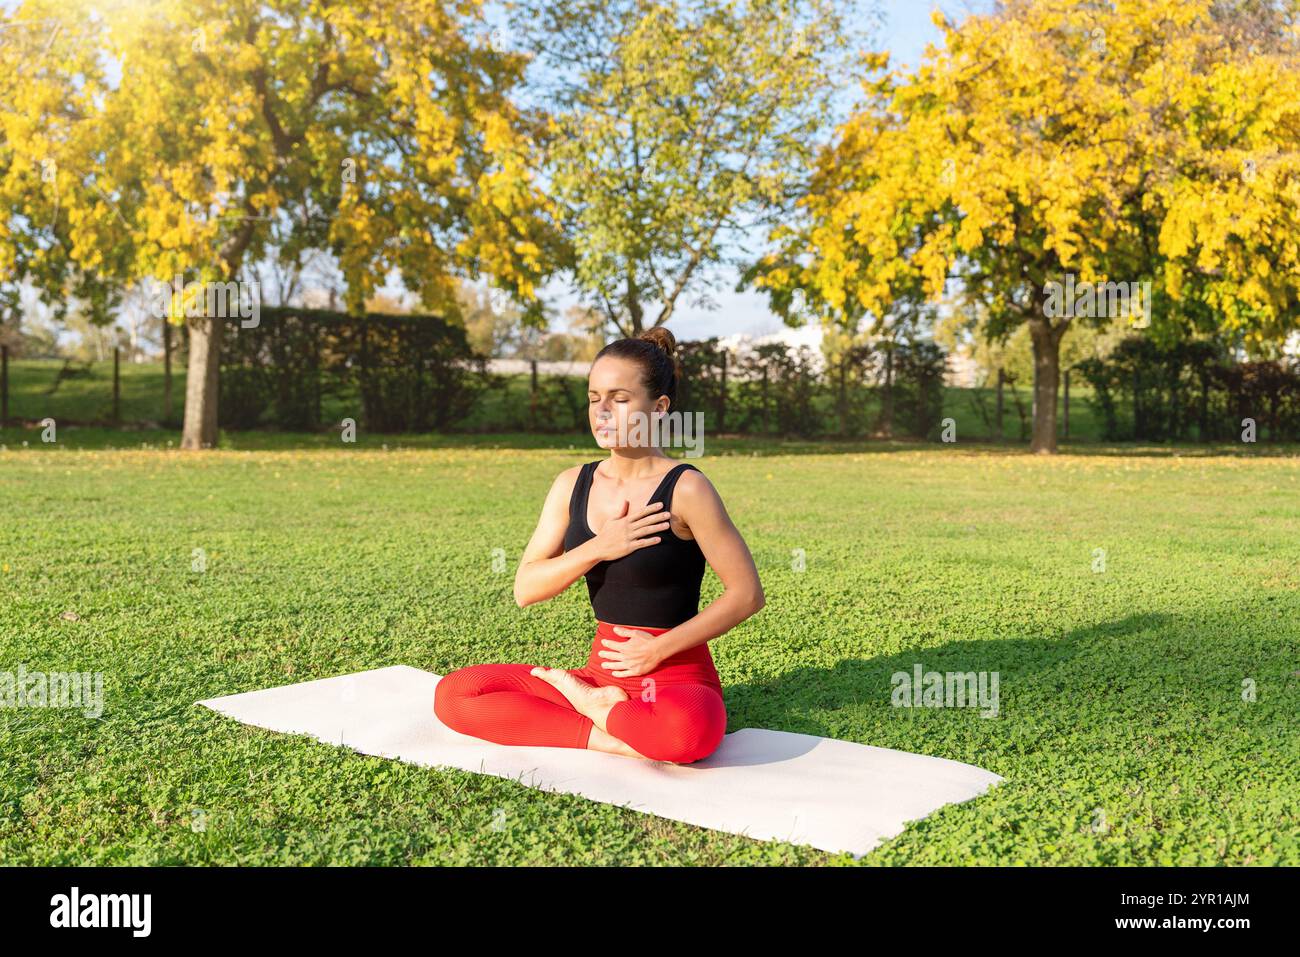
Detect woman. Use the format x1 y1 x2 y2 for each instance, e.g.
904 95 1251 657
434 327 764 764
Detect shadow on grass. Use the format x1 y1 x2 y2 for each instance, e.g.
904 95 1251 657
718 613 1178 761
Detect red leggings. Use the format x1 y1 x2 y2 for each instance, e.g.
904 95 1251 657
433 620 726 764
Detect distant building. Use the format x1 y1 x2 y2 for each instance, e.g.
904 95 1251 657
715 326 828 377
944 351 979 388
716 324 825 354
484 358 588 377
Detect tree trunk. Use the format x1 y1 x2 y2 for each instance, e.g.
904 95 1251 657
529 358 538 431
163 319 173 422
995 367 1004 439
878 339 895 438
1199 373 1209 441
1133 367 1142 440
112 347 121 424
181 316 224 449
1028 317 1063 454
1063 369 1070 439
838 350 847 436
718 347 727 433
175 198 257 448
625 269 643 334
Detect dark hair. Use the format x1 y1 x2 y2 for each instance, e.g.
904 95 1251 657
592 326 683 410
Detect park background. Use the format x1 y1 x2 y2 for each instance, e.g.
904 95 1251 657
1 0 1298 866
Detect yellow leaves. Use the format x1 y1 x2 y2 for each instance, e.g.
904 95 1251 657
0 0 565 315
512 238 541 261
480 111 515 158
955 213 987 255
915 224 955 299
228 42 263 73
759 0 1300 346
490 186 514 216
859 51 890 74
1158 200 1195 261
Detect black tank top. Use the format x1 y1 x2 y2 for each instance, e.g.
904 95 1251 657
562 460 706 629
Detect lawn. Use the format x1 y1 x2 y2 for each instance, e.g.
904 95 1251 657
1 358 182 426
1 433 1297 864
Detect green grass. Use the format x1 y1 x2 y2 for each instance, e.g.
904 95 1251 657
2 358 182 426
1 434 1297 864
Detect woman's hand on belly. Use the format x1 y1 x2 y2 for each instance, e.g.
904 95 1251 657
597 626 664 678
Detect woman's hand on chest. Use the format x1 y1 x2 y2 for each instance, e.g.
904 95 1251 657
590 500 674 562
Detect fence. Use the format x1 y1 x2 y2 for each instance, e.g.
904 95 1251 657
1075 336 1300 442
11 321 1295 442
1 343 138 427
673 336 948 439
219 306 484 432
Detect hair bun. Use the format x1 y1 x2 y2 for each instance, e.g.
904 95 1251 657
638 326 677 360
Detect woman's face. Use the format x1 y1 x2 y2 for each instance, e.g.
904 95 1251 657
587 356 668 449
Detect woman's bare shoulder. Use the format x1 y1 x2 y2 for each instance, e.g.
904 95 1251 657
674 463 722 505
548 463 588 500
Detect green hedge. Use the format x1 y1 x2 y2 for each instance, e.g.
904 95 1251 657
219 306 486 433
1076 337 1300 441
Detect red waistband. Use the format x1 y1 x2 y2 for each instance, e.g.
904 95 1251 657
589 619 719 685
595 619 672 637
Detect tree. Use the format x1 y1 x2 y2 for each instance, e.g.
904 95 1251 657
744 0 1300 452
0 2 125 336
935 296 1132 390
459 281 527 355
514 0 869 335
3 0 566 448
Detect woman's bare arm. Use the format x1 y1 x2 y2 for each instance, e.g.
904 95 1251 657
513 467 674 607
629 470 764 663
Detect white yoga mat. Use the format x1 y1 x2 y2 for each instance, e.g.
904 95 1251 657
197 665 1003 858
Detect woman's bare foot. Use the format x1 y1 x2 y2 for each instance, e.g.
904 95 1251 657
586 724 653 760
530 667 680 763
530 666 627 731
